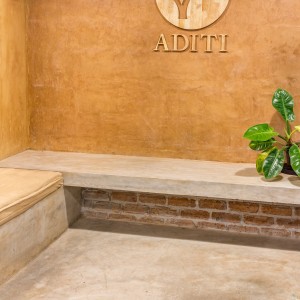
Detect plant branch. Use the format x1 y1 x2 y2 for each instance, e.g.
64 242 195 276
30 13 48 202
281 146 290 150
278 134 287 142
275 141 286 146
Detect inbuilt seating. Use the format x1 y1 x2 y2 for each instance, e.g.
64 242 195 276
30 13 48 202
1 150 300 240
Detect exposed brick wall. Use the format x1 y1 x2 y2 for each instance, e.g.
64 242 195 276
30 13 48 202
81 189 300 239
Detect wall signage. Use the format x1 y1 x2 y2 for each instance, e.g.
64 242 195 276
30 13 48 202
154 0 229 53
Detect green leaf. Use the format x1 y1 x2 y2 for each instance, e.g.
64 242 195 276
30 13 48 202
289 144 300 176
272 89 295 122
256 152 269 174
243 124 278 141
295 126 300 133
249 139 275 151
262 148 284 179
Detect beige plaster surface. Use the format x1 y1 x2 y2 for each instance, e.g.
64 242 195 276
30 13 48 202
27 0 300 163
1 218 300 299
1 150 300 205
0 0 29 160
0 187 68 285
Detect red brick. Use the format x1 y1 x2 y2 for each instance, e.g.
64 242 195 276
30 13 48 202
139 194 166 205
198 199 227 210
295 232 300 238
295 208 300 217
229 201 259 213
124 204 149 214
197 221 226 231
181 209 209 220
276 218 300 228
261 204 292 216
227 225 259 234
150 207 177 216
111 192 137 203
82 189 109 201
166 218 195 228
244 215 274 226
260 228 291 238
108 213 136 222
138 216 165 225
83 199 94 208
211 212 241 223
93 201 122 211
82 210 108 220
168 197 196 207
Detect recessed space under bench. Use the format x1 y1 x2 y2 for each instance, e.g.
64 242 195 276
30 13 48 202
1 150 300 240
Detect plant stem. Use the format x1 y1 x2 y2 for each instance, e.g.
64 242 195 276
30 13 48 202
278 134 287 142
286 121 291 136
286 149 291 166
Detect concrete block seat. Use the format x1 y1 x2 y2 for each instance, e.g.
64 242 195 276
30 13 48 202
0 168 67 284
1 150 300 239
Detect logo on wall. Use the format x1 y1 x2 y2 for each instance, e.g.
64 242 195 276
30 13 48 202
156 0 230 30
154 0 230 53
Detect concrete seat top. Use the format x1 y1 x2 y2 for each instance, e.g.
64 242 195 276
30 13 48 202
0 150 299 205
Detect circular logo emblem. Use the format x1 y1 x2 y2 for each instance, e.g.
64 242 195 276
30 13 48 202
156 0 230 30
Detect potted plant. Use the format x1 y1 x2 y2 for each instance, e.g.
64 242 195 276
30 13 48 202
243 88 300 179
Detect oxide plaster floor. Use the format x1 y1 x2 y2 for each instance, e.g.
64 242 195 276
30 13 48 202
1 218 300 300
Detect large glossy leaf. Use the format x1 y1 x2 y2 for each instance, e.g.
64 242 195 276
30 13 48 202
249 139 275 151
256 152 269 174
243 124 278 141
272 89 295 122
289 144 300 176
262 148 284 179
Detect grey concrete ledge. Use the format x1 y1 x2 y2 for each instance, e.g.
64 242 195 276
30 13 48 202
0 150 300 205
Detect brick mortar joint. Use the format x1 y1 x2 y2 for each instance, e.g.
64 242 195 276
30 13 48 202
82 200 300 221
88 207 299 230
86 208 269 228
82 190 300 207
83 188 300 203
82 192 300 220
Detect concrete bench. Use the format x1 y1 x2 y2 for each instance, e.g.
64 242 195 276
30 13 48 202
1 150 300 240
1 150 300 204
0 168 80 284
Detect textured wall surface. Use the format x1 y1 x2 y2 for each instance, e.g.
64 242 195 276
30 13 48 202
0 0 29 160
27 0 300 162
82 189 300 239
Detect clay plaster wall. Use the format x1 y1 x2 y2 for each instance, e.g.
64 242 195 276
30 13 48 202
27 0 300 162
0 0 29 160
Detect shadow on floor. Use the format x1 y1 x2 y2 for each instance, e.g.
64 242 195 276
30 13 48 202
72 217 300 252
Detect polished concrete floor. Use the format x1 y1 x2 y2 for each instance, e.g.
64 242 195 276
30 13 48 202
1 218 300 300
